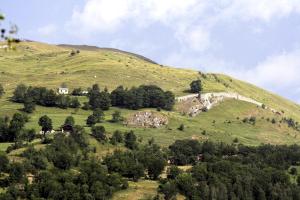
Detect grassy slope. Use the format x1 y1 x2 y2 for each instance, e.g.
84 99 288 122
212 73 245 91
0 41 299 147
1 41 300 200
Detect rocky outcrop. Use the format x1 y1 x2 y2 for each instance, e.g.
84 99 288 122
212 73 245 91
177 92 264 117
124 111 168 128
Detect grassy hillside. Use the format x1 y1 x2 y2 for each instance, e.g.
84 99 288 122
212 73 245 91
1 41 300 200
0 41 299 148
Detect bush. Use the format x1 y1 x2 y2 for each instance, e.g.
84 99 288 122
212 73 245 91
86 115 97 127
125 131 138 150
110 130 124 145
111 111 123 123
91 126 106 141
178 124 185 131
23 98 36 113
290 167 298 175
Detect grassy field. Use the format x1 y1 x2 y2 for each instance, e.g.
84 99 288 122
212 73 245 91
0 41 299 120
0 41 300 148
0 97 297 149
112 180 158 200
0 41 300 200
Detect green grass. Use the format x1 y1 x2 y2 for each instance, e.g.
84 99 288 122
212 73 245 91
1 42 300 199
0 143 11 152
0 41 300 148
112 180 158 200
1 97 297 148
0 41 299 121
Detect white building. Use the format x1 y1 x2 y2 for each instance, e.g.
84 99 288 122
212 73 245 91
58 87 69 94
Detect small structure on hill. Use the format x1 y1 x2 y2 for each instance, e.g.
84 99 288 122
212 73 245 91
58 87 68 94
58 83 69 94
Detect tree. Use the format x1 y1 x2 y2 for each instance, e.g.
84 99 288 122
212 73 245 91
111 86 126 106
190 80 202 93
91 126 106 141
38 115 53 134
56 94 70 109
23 97 36 113
93 108 105 122
167 166 182 179
0 153 9 173
163 91 175 111
9 113 28 141
12 84 27 103
44 89 57 106
52 151 73 170
147 155 166 180
175 173 196 198
69 97 81 108
0 84 4 98
290 167 298 175
104 150 144 181
110 130 124 145
9 163 25 183
86 115 97 127
159 181 178 200
64 116 75 126
125 131 138 150
72 88 83 96
111 111 122 123
22 129 36 142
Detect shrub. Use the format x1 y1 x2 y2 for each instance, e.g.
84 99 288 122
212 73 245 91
178 124 185 131
91 126 106 141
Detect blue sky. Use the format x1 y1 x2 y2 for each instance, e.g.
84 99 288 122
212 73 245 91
2 0 300 103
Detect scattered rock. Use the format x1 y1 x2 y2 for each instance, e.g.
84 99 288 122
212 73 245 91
124 111 168 128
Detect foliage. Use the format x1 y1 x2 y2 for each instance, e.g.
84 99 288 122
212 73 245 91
86 115 97 127
111 111 123 123
64 116 75 127
190 80 202 93
23 97 36 113
110 130 124 145
12 85 80 109
38 115 53 133
91 126 106 142
124 131 138 150
110 85 175 111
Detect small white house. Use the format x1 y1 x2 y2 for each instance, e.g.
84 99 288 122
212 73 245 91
58 87 69 94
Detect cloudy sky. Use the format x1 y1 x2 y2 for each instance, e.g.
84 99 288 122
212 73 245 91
2 0 300 103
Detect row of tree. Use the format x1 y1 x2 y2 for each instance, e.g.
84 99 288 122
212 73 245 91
11 84 175 112
88 84 175 111
12 84 81 112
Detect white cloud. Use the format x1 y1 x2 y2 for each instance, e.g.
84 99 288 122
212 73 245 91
67 0 300 51
222 0 300 22
176 26 211 52
224 49 300 102
37 24 57 36
69 0 134 33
